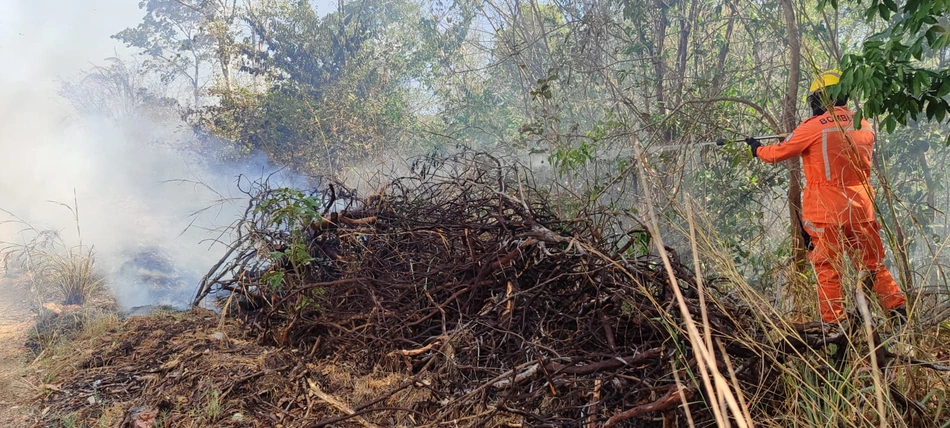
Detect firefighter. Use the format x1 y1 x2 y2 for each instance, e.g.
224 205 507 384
746 69 907 325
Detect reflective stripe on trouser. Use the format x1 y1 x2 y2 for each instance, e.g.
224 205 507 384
804 220 906 323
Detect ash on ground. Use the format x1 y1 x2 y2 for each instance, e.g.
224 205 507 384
113 247 193 313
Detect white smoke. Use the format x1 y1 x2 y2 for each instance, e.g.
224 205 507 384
0 0 308 309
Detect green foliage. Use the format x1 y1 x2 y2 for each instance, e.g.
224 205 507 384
828 0 950 140
262 270 285 291
872 120 950 278
549 142 594 175
59 413 78 428
254 187 323 231
252 187 322 302
625 230 651 258
113 0 211 72
113 0 229 102
530 71 558 101
271 241 315 270
197 0 435 174
97 1 950 423
256 188 322 281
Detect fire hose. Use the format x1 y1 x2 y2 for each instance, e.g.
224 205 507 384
648 133 813 251
646 134 787 153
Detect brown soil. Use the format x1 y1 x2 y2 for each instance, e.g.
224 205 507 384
0 268 38 427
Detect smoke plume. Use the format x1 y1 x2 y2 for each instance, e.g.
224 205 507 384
0 0 304 309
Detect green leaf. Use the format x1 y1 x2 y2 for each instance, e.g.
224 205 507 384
907 97 921 117
936 77 950 97
866 4 879 21
925 26 940 46
935 101 947 122
265 271 285 290
885 115 897 133
911 73 923 96
912 38 925 60
841 69 854 88
864 40 884 50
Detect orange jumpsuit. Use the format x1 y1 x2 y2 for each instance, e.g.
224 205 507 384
756 106 906 322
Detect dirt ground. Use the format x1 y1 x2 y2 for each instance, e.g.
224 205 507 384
0 267 37 427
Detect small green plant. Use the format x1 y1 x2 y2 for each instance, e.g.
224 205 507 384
624 230 651 258
59 412 79 428
203 385 223 422
270 241 315 269
153 410 170 428
254 187 322 231
549 141 595 176
255 187 322 304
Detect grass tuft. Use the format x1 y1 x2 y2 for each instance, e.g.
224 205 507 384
1 193 103 306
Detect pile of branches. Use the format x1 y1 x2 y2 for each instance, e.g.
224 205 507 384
193 151 934 426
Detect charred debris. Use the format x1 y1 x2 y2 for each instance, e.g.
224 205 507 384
39 151 943 427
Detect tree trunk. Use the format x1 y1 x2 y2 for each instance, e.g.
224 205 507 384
672 0 699 107
219 52 232 95
653 0 669 118
193 60 201 106
710 5 737 95
780 0 807 272
919 150 936 223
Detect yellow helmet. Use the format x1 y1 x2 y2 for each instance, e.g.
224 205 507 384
809 69 842 93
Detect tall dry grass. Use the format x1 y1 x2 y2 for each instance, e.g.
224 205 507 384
666 196 950 427
630 140 950 427
1 194 103 305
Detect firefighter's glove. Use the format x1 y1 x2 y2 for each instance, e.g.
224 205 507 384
745 137 762 158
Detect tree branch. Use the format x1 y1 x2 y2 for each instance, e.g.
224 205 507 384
682 97 781 133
